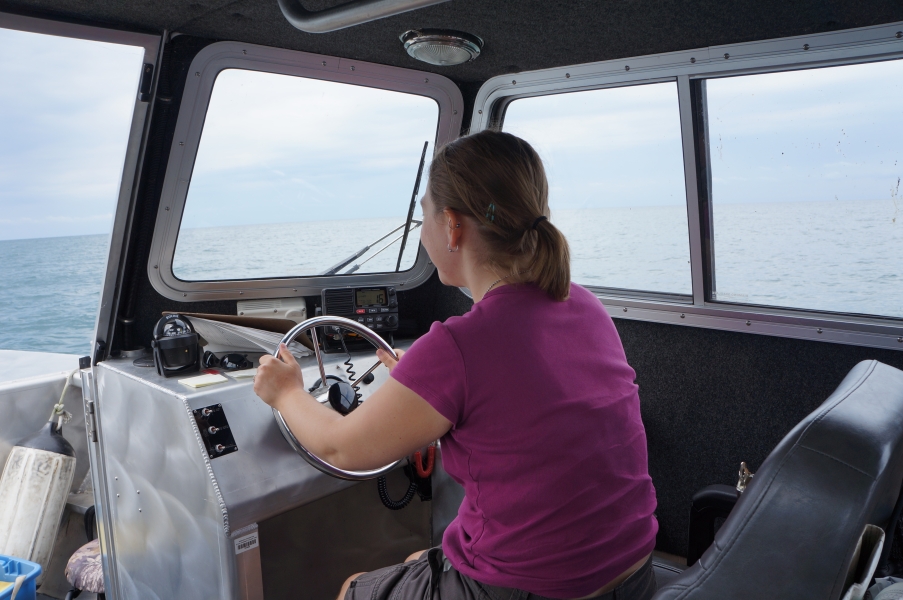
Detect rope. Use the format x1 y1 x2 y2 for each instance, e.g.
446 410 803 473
50 369 77 430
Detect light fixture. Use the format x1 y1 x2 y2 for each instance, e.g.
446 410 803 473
399 29 483 66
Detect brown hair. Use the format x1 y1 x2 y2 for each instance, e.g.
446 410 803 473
428 130 571 301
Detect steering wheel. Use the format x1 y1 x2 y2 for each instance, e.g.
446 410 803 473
272 315 401 481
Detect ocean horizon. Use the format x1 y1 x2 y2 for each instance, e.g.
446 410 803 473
1 199 900 354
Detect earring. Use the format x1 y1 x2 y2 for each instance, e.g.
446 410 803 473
447 244 459 253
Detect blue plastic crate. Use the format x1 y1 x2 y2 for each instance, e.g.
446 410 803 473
0 555 42 600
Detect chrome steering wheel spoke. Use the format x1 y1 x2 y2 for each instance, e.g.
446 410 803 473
272 315 400 481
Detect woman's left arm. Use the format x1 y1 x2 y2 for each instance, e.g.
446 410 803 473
254 344 452 471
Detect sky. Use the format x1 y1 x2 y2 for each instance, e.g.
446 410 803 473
504 61 903 211
1 25 901 242
181 68 437 230
0 27 143 240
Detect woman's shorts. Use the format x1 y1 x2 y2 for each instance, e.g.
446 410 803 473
345 548 657 600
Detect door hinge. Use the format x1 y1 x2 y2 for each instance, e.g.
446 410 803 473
85 399 98 443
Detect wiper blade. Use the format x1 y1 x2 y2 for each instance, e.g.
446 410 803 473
320 222 410 276
396 141 429 271
343 220 422 274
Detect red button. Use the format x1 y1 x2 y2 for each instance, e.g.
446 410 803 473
356 309 366 314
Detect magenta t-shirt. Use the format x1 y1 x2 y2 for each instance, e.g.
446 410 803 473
391 283 657 598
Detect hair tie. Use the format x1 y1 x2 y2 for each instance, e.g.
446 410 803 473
485 203 496 223
531 215 548 230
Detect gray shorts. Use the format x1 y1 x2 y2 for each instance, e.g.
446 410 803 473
345 548 657 600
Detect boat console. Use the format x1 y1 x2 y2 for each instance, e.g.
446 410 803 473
86 338 459 600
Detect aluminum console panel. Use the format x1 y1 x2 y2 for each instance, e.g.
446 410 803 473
93 346 407 598
95 363 236 599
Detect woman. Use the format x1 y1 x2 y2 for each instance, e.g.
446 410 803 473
254 130 658 600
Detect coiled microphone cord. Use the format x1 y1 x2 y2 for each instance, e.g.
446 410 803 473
377 472 418 510
338 332 361 401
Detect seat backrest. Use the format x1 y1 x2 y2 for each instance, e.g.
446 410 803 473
653 360 903 600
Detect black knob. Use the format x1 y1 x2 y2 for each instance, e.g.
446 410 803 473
386 315 398 327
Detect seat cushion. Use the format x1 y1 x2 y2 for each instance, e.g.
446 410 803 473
65 538 105 593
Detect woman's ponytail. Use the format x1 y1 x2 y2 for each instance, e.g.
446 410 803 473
429 130 572 301
530 219 571 301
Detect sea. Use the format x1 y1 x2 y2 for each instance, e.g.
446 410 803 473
1 199 900 355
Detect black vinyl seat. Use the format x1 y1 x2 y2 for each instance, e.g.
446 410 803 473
653 360 903 599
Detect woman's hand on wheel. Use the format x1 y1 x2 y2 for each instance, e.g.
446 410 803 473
255 344 306 410
376 348 405 373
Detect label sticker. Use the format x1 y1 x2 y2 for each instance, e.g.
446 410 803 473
234 532 259 554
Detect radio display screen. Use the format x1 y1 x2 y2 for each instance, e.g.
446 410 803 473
356 288 387 307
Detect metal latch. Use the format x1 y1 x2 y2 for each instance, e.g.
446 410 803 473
736 461 754 493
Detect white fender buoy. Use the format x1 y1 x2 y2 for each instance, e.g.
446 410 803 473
0 376 77 584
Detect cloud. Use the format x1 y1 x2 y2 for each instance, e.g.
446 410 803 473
0 28 144 241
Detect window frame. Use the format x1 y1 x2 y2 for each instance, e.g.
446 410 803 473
474 20 903 351
148 41 463 302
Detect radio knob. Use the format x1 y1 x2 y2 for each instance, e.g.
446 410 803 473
386 315 398 327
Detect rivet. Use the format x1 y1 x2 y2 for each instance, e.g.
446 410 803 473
239 311 244 315
690 57 696 63
625 65 630 71
453 110 458 115
322 61 327 66
746 320 751 326
179 141 184 146
898 337 902 343
565 73 570 78
116 494 120 497
897 31 902 39
273 309 277 313
817 328 823 334
512 80 516 85
139 508 142 512
724 53 730 59
239 291 243 295
183 293 187 297
623 307 628 312
195 72 200 77
803 43 810 50
115 477 118 480
680 313 685 318
424 78 429 83
153 265 158 269
164 206 170 211
136 490 140 494
478 110 483 114
242 49 247 55
350 66 355 71
292 288 297 292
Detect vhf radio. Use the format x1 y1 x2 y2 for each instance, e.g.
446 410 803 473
321 286 399 351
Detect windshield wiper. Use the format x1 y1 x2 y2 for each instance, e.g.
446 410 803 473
342 220 422 274
320 223 412 276
396 141 429 271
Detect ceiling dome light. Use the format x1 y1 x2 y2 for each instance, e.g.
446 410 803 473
400 29 483 66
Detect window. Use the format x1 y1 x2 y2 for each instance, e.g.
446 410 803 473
706 60 903 318
503 82 691 296
0 26 145 353
172 69 439 281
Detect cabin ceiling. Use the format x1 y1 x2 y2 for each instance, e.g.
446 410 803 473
4 0 903 83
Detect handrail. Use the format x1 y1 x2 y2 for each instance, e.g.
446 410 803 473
276 0 451 34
